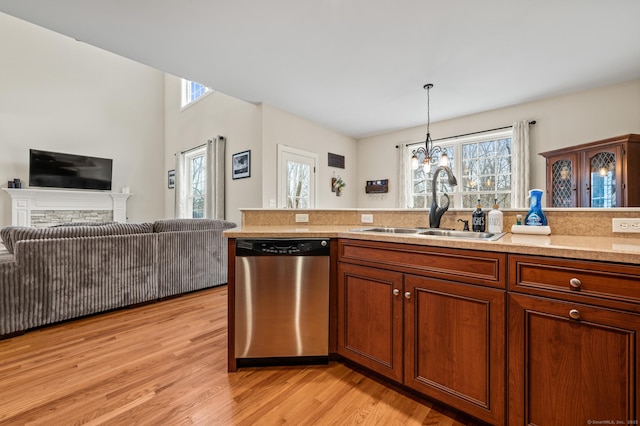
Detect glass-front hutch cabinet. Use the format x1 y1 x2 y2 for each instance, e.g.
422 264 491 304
540 134 640 207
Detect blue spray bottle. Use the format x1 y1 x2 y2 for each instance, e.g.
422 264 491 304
525 189 547 226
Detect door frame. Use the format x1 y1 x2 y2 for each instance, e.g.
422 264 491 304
277 144 319 208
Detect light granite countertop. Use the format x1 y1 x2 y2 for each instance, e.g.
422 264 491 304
224 225 640 264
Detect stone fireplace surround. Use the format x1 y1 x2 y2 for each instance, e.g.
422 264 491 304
2 188 131 227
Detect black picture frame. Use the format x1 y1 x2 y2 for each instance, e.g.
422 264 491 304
328 152 345 168
168 170 175 189
232 150 251 179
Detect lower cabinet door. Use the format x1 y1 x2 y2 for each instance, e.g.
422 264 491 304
404 274 506 425
337 262 404 382
509 293 639 425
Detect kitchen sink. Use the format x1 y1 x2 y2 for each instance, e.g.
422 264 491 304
417 229 505 241
350 227 505 241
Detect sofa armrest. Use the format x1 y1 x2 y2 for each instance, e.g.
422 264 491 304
157 228 228 297
0 254 23 335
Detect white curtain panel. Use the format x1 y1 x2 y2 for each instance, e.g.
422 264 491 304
512 120 531 208
397 143 413 208
205 136 226 220
174 152 187 218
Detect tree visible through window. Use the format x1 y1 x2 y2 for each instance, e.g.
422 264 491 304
186 148 206 218
408 130 513 209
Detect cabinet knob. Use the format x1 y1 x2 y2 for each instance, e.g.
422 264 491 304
404 291 411 300
569 278 582 290
569 309 581 320
393 289 400 296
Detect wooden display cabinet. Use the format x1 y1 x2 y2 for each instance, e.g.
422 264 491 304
539 133 640 207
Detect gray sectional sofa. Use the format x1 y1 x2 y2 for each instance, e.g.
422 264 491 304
0 218 236 337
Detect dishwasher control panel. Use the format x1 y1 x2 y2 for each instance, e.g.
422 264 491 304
236 239 329 256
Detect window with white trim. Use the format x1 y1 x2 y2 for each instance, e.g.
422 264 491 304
408 130 513 209
185 147 206 218
181 79 212 108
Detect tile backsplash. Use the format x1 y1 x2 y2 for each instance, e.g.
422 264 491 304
241 209 640 238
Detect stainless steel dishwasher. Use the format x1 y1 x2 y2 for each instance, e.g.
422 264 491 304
235 238 330 365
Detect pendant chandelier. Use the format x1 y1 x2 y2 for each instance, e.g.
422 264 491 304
411 83 448 172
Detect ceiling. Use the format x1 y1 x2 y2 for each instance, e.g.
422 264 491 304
1 0 639 138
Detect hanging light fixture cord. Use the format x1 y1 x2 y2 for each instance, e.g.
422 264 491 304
424 83 433 141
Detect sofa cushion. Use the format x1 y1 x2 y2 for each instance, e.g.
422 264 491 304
153 219 237 233
8 222 153 252
0 226 27 254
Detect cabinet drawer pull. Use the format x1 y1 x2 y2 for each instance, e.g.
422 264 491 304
569 309 581 320
569 278 582 290
393 289 400 296
404 292 411 300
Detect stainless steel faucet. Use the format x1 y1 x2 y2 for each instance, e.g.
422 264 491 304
429 165 458 228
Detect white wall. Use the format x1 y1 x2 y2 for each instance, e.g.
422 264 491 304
0 12 166 227
261 104 358 209
356 79 640 208
163 75 262 226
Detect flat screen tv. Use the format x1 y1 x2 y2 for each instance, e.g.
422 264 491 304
29 149 113 191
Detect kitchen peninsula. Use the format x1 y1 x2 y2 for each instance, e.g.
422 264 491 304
225 208 640 426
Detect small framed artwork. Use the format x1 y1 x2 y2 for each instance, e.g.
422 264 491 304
328 152 345 168
232 150 251 180
168 170 175 189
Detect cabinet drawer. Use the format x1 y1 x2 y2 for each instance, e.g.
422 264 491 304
339 239 505 289
509 254 640 312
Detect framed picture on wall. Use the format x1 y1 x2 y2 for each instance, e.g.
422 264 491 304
167 170 175 189
232 150 251 180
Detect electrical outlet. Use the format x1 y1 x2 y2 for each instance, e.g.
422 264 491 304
295 213 309 223
612 218 640 233
361 214 374 223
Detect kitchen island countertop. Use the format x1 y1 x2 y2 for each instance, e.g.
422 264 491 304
224 225 640 264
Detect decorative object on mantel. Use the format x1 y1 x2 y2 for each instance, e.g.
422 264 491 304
7 178 22 189
411 83 449 174
365 179 389 194
332 175 346 195
328 152 345 169
167 170 175 189
232 150 251 179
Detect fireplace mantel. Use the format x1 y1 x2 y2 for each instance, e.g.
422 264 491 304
2 188 131 227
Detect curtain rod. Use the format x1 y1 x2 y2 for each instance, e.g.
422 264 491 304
396 120 536 148
179 143 207 155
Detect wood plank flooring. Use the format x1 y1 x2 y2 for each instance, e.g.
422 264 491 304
0 286 481 425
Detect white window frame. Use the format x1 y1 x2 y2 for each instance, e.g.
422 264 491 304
185 146 206 218
407 129 513 209
181 79 212 109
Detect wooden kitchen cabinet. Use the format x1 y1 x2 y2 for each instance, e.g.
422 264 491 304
404 274 506 425
337 262 403 382
508 254 640 425
508 294 639 425
337 239 507 425
540 133 640 207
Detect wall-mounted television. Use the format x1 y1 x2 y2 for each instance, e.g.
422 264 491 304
29 149 113 191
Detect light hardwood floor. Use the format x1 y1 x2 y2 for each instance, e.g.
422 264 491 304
0 286 481 425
